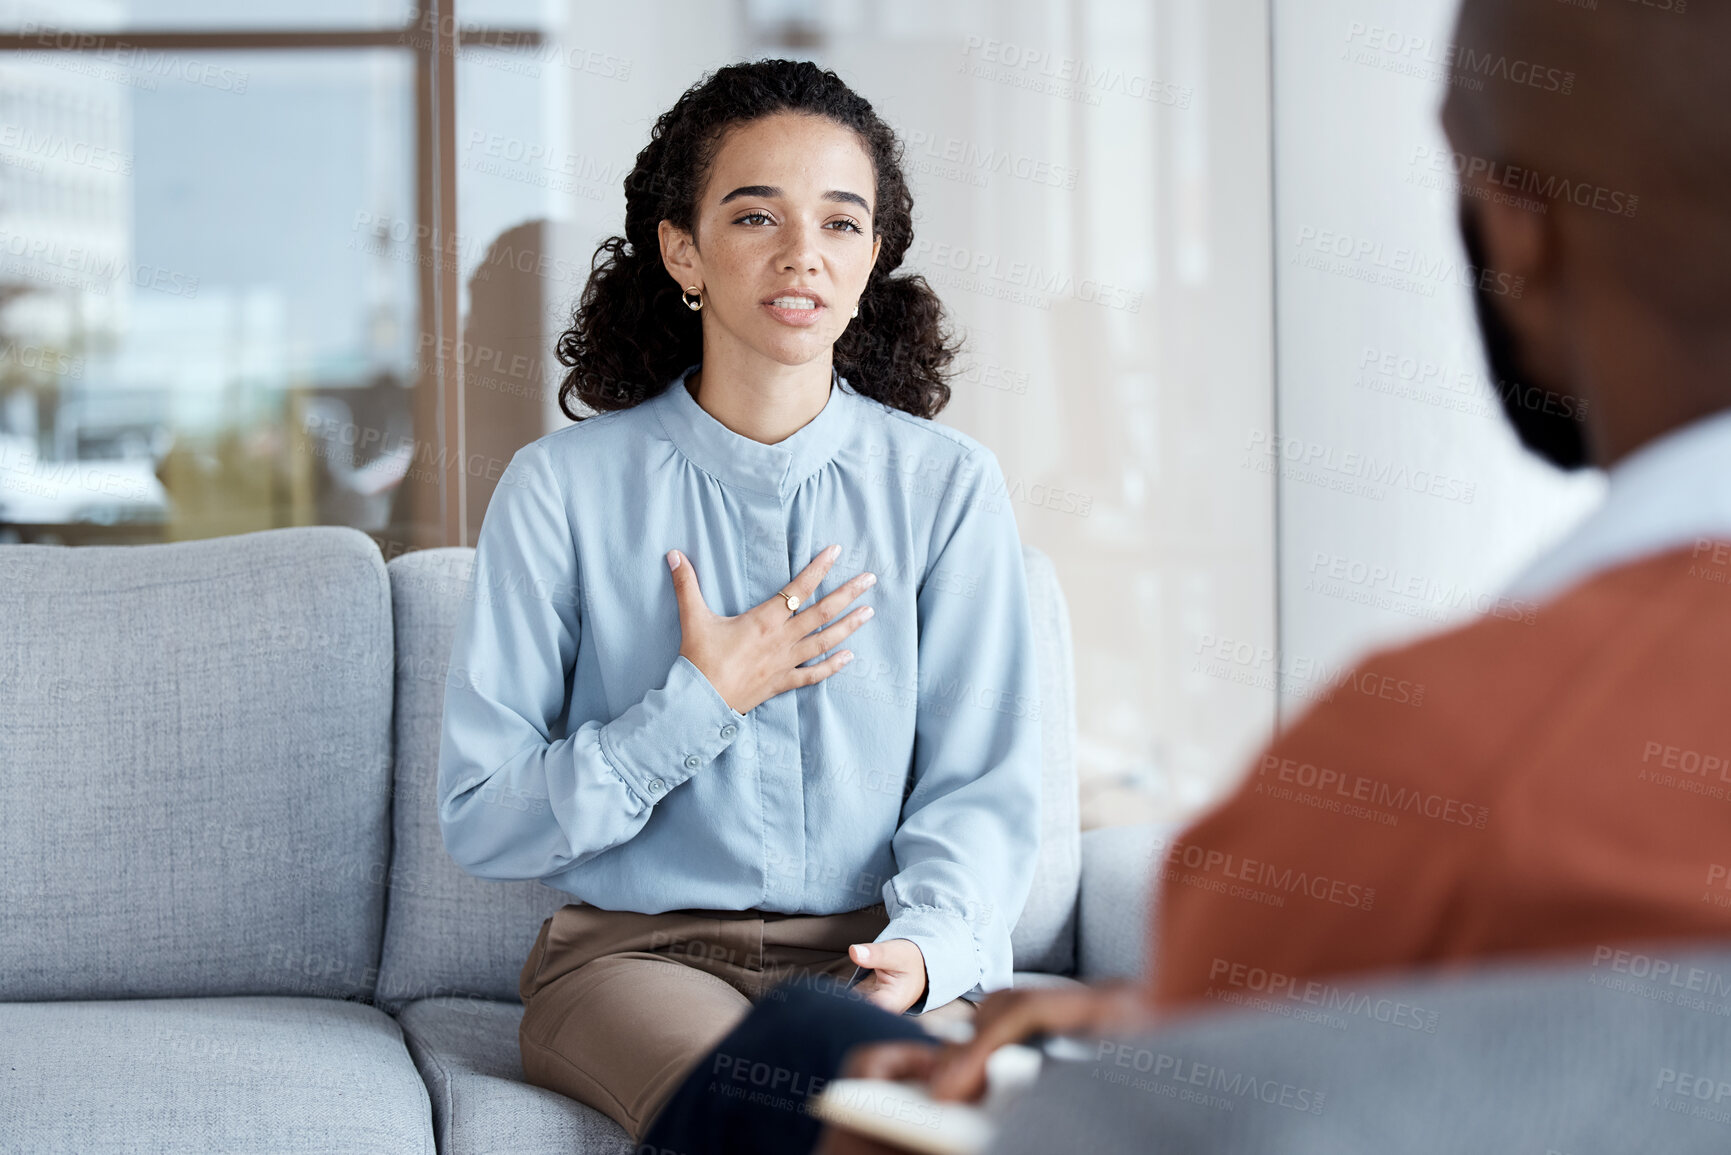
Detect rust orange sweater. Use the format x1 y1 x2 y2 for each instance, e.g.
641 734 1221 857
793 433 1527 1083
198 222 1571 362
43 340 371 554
1150 542 1731 1012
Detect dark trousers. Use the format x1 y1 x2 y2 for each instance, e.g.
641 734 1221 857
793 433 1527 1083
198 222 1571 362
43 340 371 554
641 973 935 1155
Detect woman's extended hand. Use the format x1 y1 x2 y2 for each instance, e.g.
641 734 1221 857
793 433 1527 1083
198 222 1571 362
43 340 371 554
848 939 928 1014
668 543 877 716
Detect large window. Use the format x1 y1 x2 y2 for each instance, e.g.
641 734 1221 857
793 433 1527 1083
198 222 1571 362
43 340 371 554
0 0 538 551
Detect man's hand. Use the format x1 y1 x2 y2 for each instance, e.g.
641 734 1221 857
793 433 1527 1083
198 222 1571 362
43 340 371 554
813 981 1154 1153
848 939 928 1014
926 980 1154 1102
813 1040 941 1155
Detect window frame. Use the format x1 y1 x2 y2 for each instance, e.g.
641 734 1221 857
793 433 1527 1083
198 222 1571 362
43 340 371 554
0 4 543 549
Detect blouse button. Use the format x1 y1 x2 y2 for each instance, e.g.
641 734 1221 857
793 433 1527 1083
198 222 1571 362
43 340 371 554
683 754 701 770
720 724 738 739
647 778 666 795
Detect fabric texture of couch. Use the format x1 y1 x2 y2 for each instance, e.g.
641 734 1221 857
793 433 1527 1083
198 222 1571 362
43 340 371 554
0 524 1101 1154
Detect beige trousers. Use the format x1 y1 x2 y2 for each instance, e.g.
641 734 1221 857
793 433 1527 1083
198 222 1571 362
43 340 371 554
517 902 977 1141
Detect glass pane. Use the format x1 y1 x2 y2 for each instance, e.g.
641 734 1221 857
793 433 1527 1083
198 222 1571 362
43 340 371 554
456 0 550 23
0 50 418 546
450 15 576 546
0 0 413 33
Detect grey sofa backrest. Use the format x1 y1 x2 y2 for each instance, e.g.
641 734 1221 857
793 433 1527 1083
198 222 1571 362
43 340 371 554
375 543 1080 1011
374 547 571 1011
0 526 396 1002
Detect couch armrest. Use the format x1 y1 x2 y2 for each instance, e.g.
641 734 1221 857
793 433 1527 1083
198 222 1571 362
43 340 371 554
1075 822 1166 983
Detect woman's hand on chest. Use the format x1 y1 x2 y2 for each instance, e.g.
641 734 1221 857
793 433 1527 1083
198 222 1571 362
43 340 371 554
667 542 879 715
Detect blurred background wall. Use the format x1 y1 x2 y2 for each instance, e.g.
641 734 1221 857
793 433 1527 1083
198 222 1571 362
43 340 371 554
1269 0 1600 714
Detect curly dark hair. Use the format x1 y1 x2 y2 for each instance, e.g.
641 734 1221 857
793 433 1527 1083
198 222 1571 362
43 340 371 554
553 58 961 422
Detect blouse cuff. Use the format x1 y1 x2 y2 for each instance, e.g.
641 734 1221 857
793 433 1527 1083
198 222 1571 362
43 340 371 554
598 655 746 807
879 905 983 1014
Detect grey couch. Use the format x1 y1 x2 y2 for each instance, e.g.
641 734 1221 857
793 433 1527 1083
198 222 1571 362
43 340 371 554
0 524 1154 1154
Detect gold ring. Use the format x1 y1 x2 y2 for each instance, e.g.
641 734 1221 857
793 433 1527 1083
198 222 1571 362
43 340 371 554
781 589 801 612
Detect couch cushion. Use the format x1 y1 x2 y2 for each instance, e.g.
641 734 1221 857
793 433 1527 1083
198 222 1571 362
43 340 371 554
396 997 632 1155
376 544 1078 1011
1076 822 1166 982
0 996 434 1153
1011 970 1088 992
395 981 1082 1155
0 526 395 1001
375 548 572 1012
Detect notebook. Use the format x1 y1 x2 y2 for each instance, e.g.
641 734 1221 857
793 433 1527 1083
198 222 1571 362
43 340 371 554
812 1041 1050 1155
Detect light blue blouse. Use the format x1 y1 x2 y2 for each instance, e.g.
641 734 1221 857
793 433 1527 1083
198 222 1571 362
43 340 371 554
436 362 1044 1011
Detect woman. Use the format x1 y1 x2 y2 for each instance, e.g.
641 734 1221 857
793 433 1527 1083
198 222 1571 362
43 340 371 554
435 58 1044 1143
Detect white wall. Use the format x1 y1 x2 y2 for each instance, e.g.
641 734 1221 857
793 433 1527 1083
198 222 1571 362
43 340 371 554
1267 0 1603 742
824 0 1278 827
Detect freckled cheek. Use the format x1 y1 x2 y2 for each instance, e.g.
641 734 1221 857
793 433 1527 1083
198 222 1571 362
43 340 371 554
701 253 768 320
696 231 765 284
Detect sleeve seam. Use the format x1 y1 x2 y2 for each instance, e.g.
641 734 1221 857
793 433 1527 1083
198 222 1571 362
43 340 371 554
886 901 988 975
537 440 642 807
890 901 977 919
533 440 583 611
919 448 1000 595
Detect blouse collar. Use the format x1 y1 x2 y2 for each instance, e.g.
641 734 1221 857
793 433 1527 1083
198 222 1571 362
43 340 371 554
649 361 861 500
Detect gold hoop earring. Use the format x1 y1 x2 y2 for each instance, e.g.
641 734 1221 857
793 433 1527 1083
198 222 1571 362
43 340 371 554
682 285 703 312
